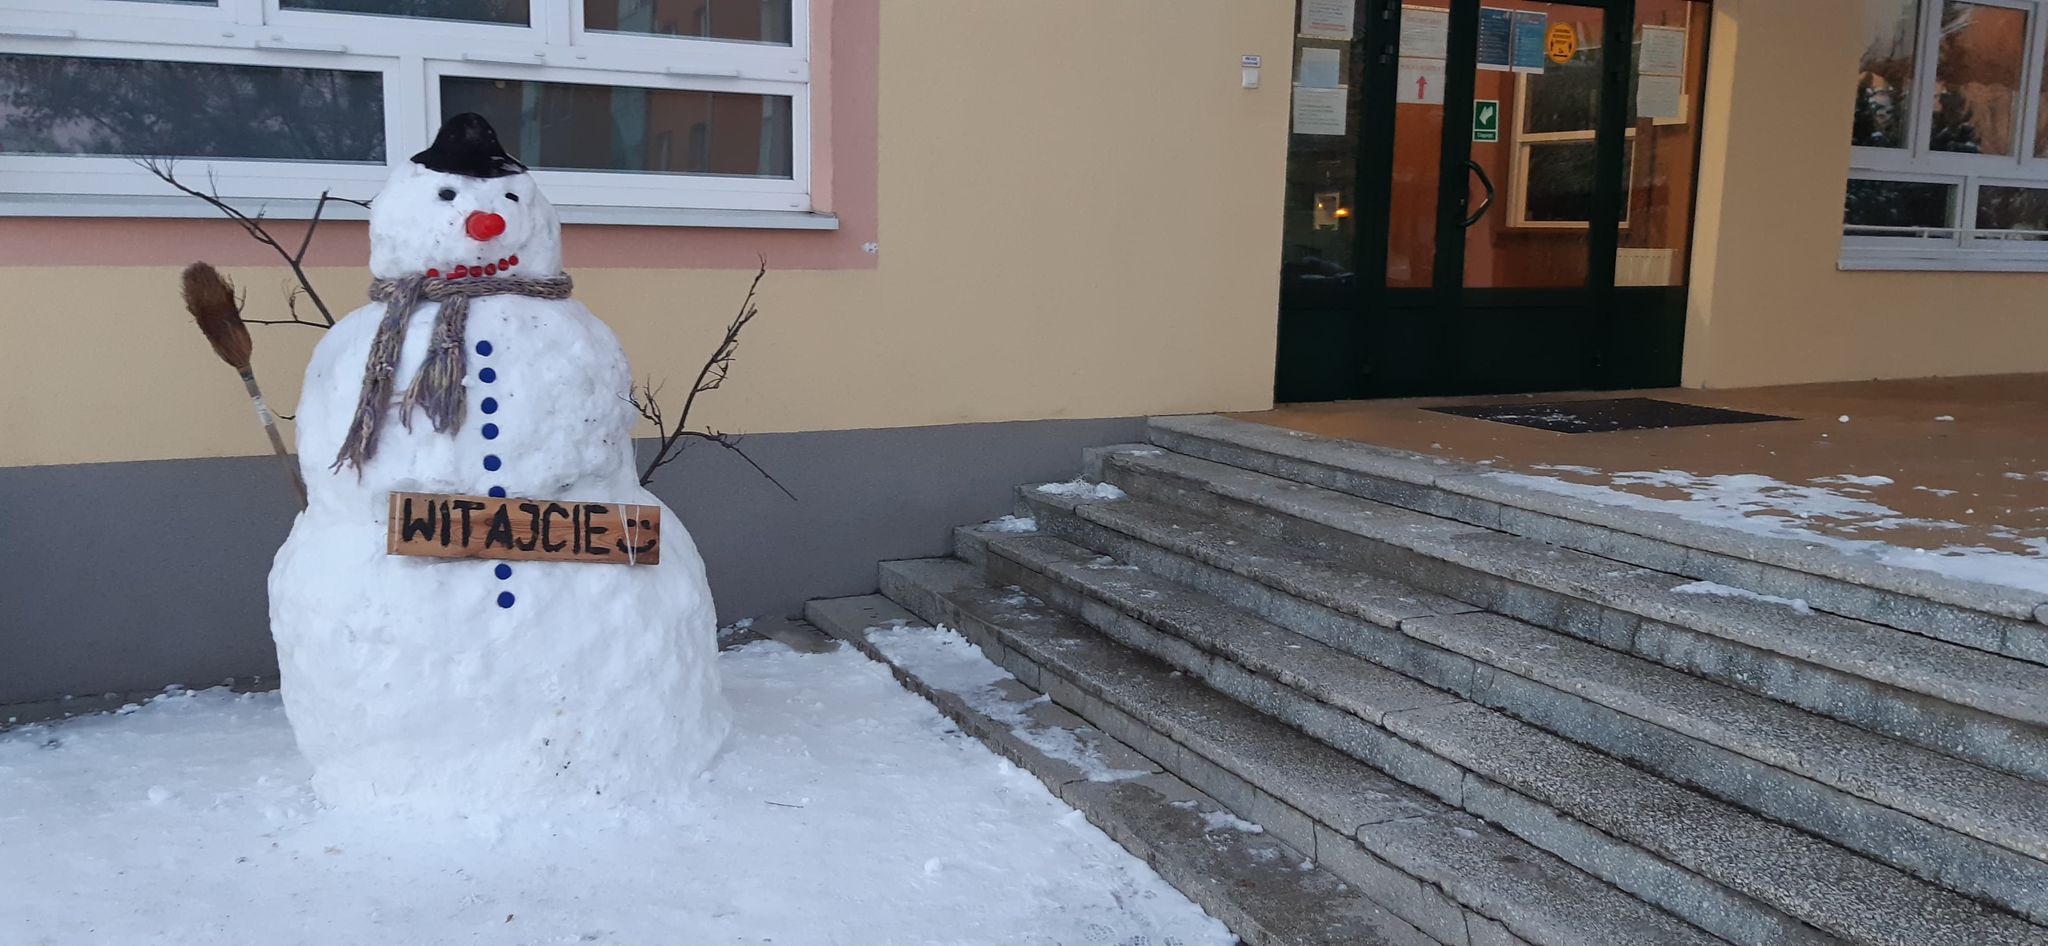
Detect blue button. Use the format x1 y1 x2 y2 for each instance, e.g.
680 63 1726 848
494 563 512 580
475 340 493 356
497 591 516 609
479 367 497 383
481 397 498 415
483 455 502 471
487 486 506 498
482 423 499 440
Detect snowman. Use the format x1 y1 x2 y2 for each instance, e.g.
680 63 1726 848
268 114 730 814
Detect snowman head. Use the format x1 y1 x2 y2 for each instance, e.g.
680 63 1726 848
368 113 562 280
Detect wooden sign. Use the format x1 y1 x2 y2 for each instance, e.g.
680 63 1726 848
387 492 660 565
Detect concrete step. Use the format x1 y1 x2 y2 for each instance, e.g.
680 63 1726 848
954 525 2047 946
875 556 1730 946
801 594 1441 946
1144 414 2048 666
1011 486 2048 924
1091 444 2048 783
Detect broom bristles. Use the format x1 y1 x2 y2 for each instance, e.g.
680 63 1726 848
181 261 253 372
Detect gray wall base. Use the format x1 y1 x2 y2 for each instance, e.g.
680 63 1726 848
1 416 1140 708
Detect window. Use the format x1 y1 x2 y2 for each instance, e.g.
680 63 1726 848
1508 24 1635 228
0 0 812 219
1844 0 2048 269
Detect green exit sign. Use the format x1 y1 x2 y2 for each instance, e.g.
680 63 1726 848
1473 99 1500 142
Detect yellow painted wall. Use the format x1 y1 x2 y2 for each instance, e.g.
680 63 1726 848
0 0 1293 469
1685 0 2048 388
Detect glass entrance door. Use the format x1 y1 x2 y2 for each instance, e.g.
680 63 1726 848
1274 0 1711 401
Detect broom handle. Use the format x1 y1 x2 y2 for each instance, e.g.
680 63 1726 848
239 369 307 508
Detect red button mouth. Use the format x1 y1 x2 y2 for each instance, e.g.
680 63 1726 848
465 211 507 242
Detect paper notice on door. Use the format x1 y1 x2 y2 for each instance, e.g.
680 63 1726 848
1510 11 1548 73
1299 0 1354 40
1476 7 1513 71
1298 46 1342 89
1401 6 1450 59
1292 85 1349 135
1396 56 1446 105
1639 25 1686 76
1636 73 1683 120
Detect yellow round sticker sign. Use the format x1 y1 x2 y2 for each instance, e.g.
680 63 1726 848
1545 23 1578 64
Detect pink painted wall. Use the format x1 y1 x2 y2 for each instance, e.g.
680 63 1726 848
0 0 877 272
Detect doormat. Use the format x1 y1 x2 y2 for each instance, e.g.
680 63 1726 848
1426 397 1795 434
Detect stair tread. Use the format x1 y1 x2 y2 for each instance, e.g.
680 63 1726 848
975 529 2046 946
804 595 1443 946
1018 488 2048 864
1106 447 2048 724
1146 414 2048 665
887 557 1730 946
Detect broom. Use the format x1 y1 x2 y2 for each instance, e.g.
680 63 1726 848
181 262 308 507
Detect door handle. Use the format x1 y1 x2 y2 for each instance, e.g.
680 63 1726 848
1462 159 1496 228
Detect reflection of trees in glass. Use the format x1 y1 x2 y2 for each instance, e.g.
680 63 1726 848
1843 179 1952 229
1855 0 1916 147
1975 185 2048 233
441 76 790 177
0 55 384 161
583 0 792 44
281 0 528 24
1522 41 1601 134
1929 1 2022 154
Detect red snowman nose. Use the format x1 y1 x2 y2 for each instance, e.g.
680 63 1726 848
465 211 507 242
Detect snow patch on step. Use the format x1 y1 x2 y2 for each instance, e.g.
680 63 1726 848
866 625 1151 783
1671 580 1814 615
1037 479 1129 501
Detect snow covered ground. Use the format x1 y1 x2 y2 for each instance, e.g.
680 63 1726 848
0 640 1231 946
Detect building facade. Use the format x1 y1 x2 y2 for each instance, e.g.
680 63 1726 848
1 0 2043 704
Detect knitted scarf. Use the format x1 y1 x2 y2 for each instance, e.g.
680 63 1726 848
331 272 573 473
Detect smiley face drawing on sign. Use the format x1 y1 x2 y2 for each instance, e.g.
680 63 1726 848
1545 22 1578 64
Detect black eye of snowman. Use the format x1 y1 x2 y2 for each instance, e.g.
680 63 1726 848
437 187 457 201
505 192 520 203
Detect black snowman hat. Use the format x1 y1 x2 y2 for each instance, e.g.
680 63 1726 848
411 112 527 179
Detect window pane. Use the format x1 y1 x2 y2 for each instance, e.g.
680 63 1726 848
281 0 528 25
1976 184 2048 236
0 54 385 162
1843 179 1956 232
1522 140 1634 223
1856 0 1917 148
442 77 792 178
1932 1 2026 155
583 0 793 45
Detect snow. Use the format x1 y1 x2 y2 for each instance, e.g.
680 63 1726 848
866 626 1152 783
1200 811 1265 834
985 515 1039 533
1671 580 1814 614
1036 479 1128 501
1490 468 2048 595
269 153 727 814
0 641 1231 946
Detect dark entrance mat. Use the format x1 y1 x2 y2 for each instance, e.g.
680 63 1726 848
1426 397 1796 434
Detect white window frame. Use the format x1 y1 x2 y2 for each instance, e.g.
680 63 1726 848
0 0 821 226
1843 0 2048 270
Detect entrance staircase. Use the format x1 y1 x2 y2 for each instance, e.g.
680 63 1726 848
807 415 2048 946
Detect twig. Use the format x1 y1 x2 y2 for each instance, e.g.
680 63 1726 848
136 157 360 327
630 261 790 499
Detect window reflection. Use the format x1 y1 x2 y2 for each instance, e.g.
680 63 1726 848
0 54 385 162
584 0 793 44
442 76 792 177
1844 179 1955 231
1931 1 2026 155
282 0 529 25
1855 0 1917 148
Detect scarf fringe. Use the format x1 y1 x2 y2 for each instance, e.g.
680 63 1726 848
331 273 573 475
